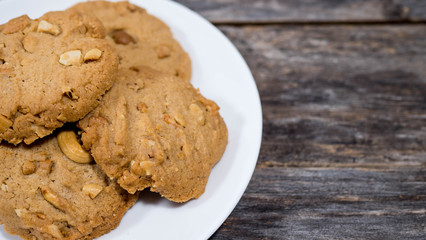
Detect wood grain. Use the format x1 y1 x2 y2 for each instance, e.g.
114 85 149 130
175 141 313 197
175 0 426 23
235 25 424 166
209 24 426 239
213 168 426 239
220 24 426 166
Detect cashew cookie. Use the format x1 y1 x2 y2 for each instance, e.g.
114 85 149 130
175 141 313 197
0 129 138 240
0 10 118 145
78 67 227 202
70 0 191 81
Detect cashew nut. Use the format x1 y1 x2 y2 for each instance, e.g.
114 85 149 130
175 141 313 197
0 114 12 134
83 48 102 62
57 130 92 164
1 183 8 192
189 103 205 125
14 208 27 217
174 114 186 127
37 212 46 220
40 186 68 212
111 30 135 45
38 160 53 174
37 20 61 35
137 102 148 113
47 224 63 239
59 50 81 66
21 161 36 175
82 183 103 199
131 161 154 176
155 45 171 59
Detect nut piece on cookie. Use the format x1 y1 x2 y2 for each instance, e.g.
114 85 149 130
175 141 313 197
14 208 27 217
155 45 171 59
40 186 69 212
189 103 205 125
37 20 61 35
47 224 63 239
84 48 103 62
36 213 46 220
59 50 82 66
137 102 148 113
130 160 154 176
38 160 53 174
0 115 12 134
82 183 103 199
1 183 8 192
111 30 135 45
57 130 92 164
174 114 186 127
21 161 36 175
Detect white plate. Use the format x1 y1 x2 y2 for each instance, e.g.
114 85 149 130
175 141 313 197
0 0 262 239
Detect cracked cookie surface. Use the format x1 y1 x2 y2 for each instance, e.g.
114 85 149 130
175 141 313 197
0 130 138 240
0 10 118 145
70 0 191 81
78 67 227 202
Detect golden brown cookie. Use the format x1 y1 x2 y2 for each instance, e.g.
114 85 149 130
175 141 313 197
0 10 118 145
79 67 227 202
0 129 138 240
70 0 191 81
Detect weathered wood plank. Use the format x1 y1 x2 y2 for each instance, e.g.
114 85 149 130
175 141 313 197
210 25 426 239
219 24 426 167
175 0 426 23
212 168 426 239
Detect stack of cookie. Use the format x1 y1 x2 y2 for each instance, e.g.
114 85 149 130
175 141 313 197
0 1 228 239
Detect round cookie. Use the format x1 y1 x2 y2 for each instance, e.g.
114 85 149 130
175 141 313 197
70 1 191 81
0 10 118 145
0 130 138 240
78 67 227 202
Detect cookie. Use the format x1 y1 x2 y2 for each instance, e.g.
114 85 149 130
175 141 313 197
0 10 118 145
70 1 191 81
0 128 138 240
78 67 227 202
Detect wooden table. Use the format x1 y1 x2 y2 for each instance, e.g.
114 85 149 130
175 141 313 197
175 0 426 239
